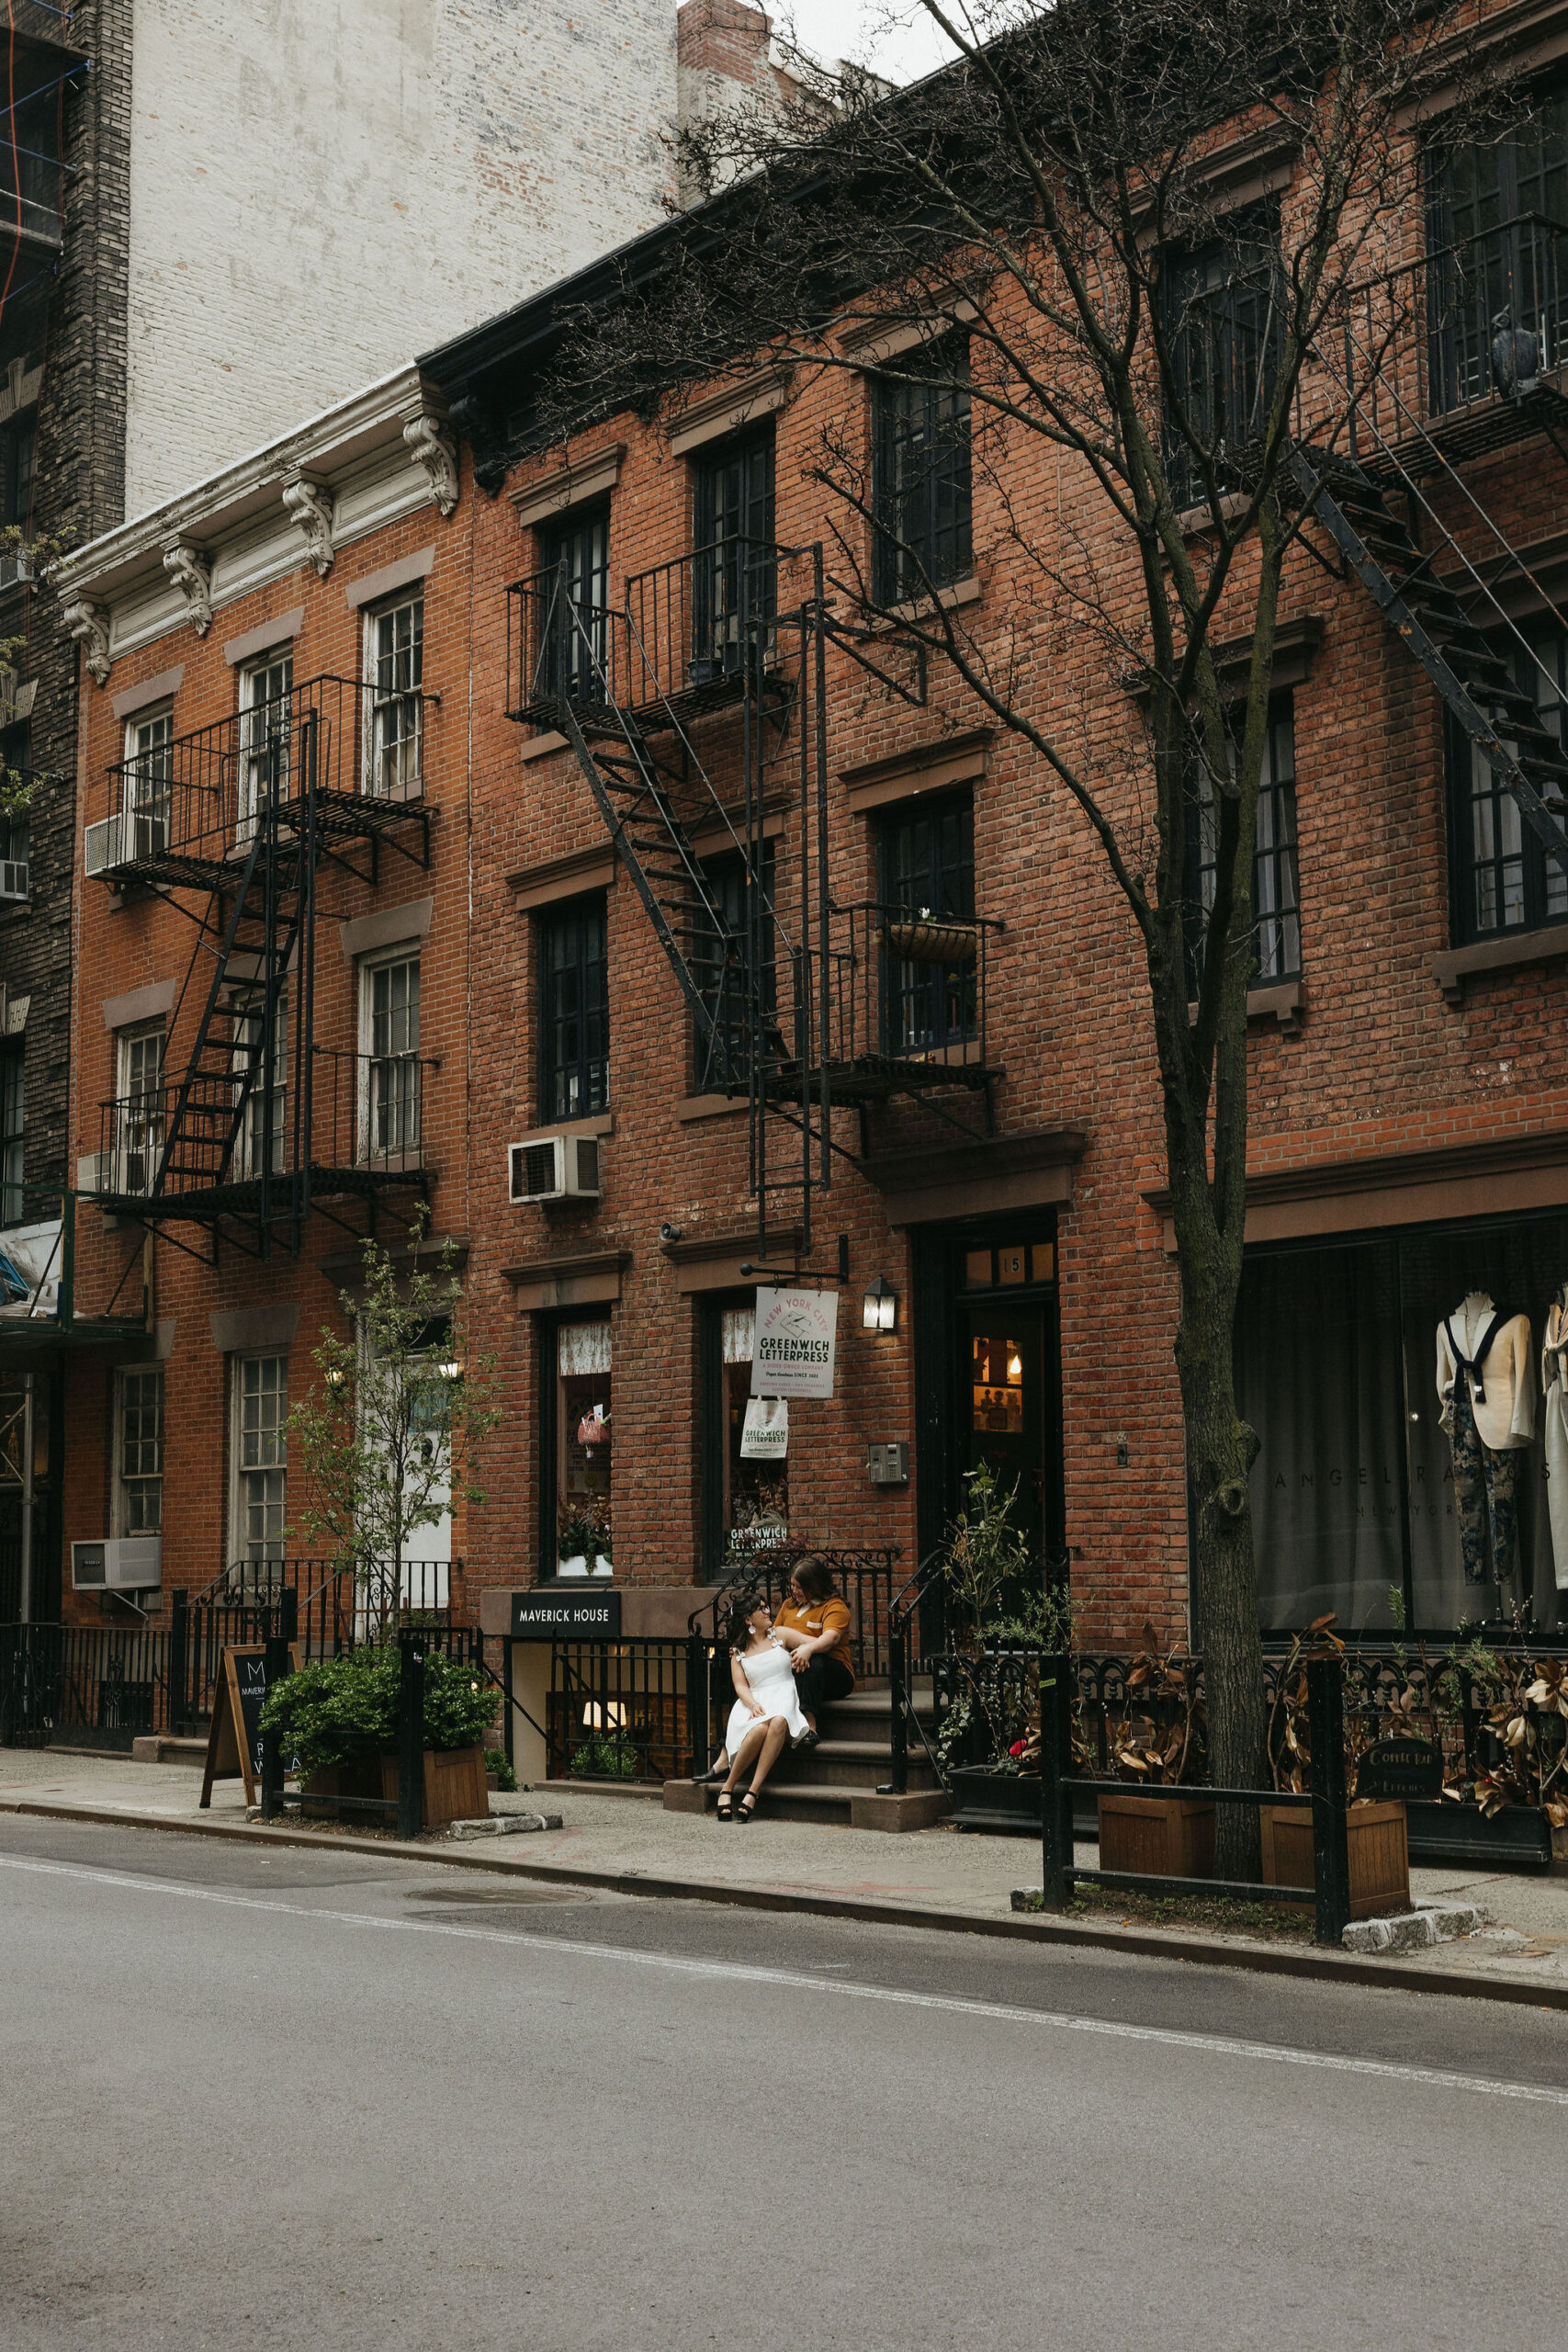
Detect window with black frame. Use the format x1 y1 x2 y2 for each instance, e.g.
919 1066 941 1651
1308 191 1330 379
537 503 610 708
1426 85 1568 413
871 337 973 605
1186 699 1303 991
0 719 28 901
693 843 778 1093
538 893 610 1121
693 432 775 681
1160 209 1281 511
878 792 976 1056
1448 626 1568 942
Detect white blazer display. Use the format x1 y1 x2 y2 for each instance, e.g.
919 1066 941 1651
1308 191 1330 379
1435 1293 1536 1452
1542 1295 1568 1591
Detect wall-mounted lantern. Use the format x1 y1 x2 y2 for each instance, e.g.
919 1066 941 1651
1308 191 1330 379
862 1275 897 1334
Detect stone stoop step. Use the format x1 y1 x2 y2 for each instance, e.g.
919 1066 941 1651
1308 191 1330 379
664 1779 952 1832
664 1674 948 1830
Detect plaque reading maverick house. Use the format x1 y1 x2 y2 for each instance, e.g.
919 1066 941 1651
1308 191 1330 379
511 1589 622 1640
1355 1736 1444 1803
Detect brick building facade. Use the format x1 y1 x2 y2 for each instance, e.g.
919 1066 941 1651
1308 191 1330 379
39 7 1568 1777
0 0 785 1626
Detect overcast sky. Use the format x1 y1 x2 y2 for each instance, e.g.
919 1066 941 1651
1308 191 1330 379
776 0 958 85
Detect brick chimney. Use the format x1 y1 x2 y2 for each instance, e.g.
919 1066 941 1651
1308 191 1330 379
677 0 776 92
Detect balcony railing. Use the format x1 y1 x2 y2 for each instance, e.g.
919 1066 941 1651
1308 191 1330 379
85 673 434 887
813 899 1003 1090
89 1049 433 1207
508 540 792 734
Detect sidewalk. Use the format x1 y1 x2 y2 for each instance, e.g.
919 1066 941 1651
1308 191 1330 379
5 1747 1568 1998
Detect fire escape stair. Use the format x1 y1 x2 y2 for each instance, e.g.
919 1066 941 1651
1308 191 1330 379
1289 444 1568 881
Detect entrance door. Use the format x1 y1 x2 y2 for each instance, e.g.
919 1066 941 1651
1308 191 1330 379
964 1306 1048 1566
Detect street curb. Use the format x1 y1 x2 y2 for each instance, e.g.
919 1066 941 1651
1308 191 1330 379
5 1793 1566 2010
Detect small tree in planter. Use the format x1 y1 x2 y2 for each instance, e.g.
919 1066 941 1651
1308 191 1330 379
259 1645 500 1826
286 1216 502 1629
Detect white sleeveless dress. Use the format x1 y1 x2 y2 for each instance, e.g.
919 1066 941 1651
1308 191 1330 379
723 1638 809 1752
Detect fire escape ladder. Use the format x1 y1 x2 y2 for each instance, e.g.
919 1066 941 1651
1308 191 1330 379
558 697 751 1069
152 811 304 1225
1289 442 1568 882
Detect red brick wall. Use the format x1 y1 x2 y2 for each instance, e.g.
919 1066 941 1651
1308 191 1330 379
62 177 1568 1650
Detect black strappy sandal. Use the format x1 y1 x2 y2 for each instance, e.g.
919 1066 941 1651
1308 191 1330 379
737 1789 760 1822
715 1790 736 1822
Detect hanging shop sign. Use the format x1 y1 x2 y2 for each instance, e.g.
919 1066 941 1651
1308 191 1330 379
740 1396 790 1460
751 1286 839 1400
510 1589 622 1640
1355 1736 1444 1802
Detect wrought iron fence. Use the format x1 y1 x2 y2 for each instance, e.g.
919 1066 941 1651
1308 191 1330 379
547 1637 693 1781
0 1622 174 1748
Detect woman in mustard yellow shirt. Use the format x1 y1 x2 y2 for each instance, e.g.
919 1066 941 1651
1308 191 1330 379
772 1555 854 1747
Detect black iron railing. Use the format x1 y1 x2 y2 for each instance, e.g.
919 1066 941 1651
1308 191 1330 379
547 1637 693 1781
86 674 435 887
826 899 1002 1080
0 1621 174 1748
507 541 795 734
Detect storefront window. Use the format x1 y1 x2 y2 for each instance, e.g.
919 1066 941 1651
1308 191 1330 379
720 1305 789 1555
557 1320 612 1576
1236 1212 1568 1636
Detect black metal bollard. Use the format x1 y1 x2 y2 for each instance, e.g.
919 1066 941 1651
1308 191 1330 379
168 1588 189 1737
398 1631 425 1840
1037 1649 1072 1911
1307 1655 1352 1946
881 1624 909 1796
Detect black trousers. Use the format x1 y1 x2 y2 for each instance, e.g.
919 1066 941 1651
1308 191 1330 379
794 1654 853 1717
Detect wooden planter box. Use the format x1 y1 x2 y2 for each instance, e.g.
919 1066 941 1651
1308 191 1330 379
1260 1800 1410 1919
301 1754 384 1816
1097 1791 1215 1878
949 1769 1041 1831
1404 1799 1554 1872
379 1743 489 1830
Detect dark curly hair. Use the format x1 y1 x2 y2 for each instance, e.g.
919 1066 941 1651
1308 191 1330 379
789 1555 838 1604
723 1589 768 1652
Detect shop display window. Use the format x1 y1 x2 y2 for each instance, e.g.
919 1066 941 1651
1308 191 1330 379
720 1306 788 1555
1235 1211 1568 1636
557 1319 612 1576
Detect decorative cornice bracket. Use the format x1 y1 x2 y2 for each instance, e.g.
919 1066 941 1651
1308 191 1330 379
161 539 213 637
403 413 459 517
62 597 111 686
281 474 336 577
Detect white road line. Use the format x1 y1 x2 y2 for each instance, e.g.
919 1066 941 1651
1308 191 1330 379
2 1849 1563 2107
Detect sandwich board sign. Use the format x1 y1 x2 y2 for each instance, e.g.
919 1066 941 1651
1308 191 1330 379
751 1287 838 1400
198 1644 303 1810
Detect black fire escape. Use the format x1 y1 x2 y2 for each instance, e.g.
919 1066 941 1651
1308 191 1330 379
1176 206 1568 894
507 539 1003 1248
84 675 434 1260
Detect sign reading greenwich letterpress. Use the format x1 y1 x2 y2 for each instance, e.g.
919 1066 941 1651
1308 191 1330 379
510 1589 622 1640
1355 1736 1444 1802
751 1286 839 1400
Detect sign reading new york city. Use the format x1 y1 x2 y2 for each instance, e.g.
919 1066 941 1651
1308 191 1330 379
751 1286 839 1400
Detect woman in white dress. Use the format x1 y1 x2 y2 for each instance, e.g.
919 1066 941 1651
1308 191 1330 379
714 1593 809 1821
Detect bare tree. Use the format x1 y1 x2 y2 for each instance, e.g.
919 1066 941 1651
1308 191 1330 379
546 0 1499 1862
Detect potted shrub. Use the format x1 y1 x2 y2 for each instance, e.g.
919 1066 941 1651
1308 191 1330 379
931 1464 1077 1829
557 1503 597 1578
259 1645 498 1829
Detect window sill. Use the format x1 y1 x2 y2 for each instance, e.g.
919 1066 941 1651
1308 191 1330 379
1429 922 1568 1004
520 730 570 764
869 575 982 631
676 1093 747 1123
511 1112 615 1148
1186 978 1304 1033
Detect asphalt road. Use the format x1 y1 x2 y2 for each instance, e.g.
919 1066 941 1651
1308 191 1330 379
2 1814 1564 2351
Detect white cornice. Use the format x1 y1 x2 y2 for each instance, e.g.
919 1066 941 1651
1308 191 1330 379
54 365 457 621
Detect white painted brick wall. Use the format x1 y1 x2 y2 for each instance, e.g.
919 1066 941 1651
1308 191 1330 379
123 0 678 516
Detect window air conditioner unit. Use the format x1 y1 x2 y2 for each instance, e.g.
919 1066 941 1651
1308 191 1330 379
509 1133 601 1204
72 1537 163 1593
85 811 167 878
76 1152 113 1197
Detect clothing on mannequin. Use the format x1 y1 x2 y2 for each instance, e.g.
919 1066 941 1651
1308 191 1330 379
1541 1288 1568 1596
1436 1294 1535 1594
